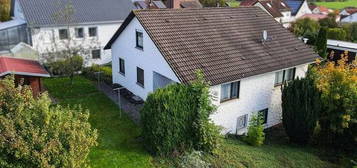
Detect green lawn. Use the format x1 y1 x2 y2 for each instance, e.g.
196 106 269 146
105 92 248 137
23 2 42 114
315 0 357 9
44 76 338 168
227 0 240 7
44 76 153 168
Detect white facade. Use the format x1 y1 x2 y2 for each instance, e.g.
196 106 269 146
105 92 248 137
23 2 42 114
294 0 312 19
110 17 311 134
11 0 122 65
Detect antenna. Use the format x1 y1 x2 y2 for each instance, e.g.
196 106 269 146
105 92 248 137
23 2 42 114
263 30 268 42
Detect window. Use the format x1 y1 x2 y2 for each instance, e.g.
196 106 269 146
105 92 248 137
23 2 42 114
136 30 143 49
91 49 101 59
75 28 84 38
274 67 296 85
258 108 268 124
137 67 144 87
89 27 97 37
59 29 69 40
220 81 240 102
236 114 248 131
119 58 125 75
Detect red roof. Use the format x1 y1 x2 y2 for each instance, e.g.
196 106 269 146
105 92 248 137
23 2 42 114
0 57 50 77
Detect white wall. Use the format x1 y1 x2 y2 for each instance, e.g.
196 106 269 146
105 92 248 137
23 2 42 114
13 0 25 20
31 23 121 65
110 16 311 134
210 64 309 134
295 0 312 18
111 17 180 99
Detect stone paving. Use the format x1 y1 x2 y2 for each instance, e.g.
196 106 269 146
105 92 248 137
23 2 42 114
95 82 142 124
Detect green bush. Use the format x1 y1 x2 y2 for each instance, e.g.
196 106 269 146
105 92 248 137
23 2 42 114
282 77 321 144
327 28 347 41
244 114 265 146
141 71 220 155
46 55 84 76
0 76 98 168
83 64 112 85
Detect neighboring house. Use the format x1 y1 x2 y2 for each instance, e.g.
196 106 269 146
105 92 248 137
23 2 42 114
341 12 357 23
300 13 327 21
311 6 331 15
165 0 203 8
134 0 167 9
327 39 357 63
284 0 311 18
6 0 134 65
240 0 293 27
105 7 318 134
0 56 50 96
340 7 357 19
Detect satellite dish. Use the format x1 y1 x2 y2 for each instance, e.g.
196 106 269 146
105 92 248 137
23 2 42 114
263 30 268 41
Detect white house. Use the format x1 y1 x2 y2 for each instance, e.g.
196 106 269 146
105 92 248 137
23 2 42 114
341 13 357 23
285 0 312 19
105 7 319 134
5 0 134 65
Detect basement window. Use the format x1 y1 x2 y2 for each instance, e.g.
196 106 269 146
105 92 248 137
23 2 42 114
258 108 268 124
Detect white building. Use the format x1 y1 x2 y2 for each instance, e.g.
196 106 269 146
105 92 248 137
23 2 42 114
105 8 319 134
341 13 357 23
6 0 134 65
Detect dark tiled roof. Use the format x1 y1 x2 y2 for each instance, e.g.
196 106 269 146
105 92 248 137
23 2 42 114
180 1 203 8
18 0 135 27
240 0 291 18
106 7 319 85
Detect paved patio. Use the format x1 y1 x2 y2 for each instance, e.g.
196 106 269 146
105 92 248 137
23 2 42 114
95 82 142 124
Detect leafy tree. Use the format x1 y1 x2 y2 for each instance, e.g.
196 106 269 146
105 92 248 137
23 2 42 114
319 13 338 28
0 76 98 168
343 23 357 42
315 27 327 58
199 0 226 7
282 77 321 144
290 18 320 38
0 0 10 21
243 114 265 146
46 55 84 84
141 70 221 155
327 28 347 41
311 56 357 151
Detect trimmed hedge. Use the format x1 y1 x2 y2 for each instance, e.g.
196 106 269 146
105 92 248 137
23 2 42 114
83 64 112 85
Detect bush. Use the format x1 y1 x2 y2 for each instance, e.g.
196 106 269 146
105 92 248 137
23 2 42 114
327 28 347 41
315 27 327 58
282 77 321 144
244 114 265 146
46 55 84 76
179 151 210 168
290 18 320 38
83 64 112 85
0 76 98 168
141 71 220 155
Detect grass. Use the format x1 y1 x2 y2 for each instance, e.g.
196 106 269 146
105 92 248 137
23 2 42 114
44 76 153 168
44 76 339 168
315 0 357 9
226 0 240 7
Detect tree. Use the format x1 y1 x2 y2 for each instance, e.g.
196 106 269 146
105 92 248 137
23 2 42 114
290 18 320 43
311 56 357 151
315 27 327 59
319 13 338 28
0 76 98 168
282 77 321 144
0 0 10 21
327 28 347 41
141 70 220 155
199 0 226 7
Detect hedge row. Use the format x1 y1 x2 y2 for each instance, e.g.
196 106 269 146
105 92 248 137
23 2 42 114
82 65 112 85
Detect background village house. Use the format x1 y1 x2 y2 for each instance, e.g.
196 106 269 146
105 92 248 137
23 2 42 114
105 7 319 134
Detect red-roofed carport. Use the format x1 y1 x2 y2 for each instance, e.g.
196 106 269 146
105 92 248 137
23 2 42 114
0 56 50 96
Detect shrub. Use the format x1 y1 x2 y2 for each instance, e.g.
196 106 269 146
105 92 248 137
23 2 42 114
290 18 320 38
46 55 84 76
0 76 98 168
244 114 265 146
179 151 210 168
315 27 327 58
83 64 112 85
141 70 220 155
327 28 347 41
282 77 321 144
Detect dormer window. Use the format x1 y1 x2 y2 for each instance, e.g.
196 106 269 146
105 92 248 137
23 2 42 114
136 30 143 49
